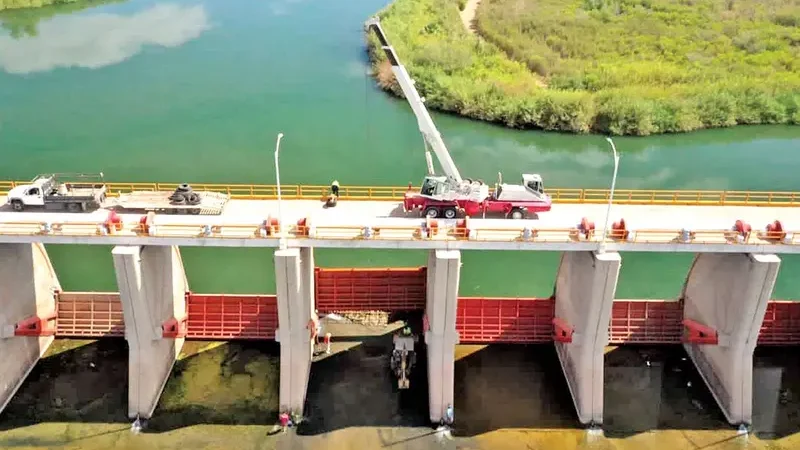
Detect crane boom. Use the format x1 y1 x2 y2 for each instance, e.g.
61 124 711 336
365 17 463 184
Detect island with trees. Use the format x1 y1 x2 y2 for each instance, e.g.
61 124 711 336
368 0 800 135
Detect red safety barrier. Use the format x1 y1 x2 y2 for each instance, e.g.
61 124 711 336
456 297 554 343
315 267 427 312
48 290 800 346
608 300 684 344
56 292 124 337
759 301 800 345
186 294 278 340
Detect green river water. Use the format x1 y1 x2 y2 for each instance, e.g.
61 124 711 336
1 0 799 300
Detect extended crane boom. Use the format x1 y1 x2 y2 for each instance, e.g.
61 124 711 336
365 18 463 185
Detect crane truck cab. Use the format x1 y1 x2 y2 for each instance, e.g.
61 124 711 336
494 173 550 202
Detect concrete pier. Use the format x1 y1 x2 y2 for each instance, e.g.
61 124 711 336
0 243 61 415
112 245 188 419
275 247 316 416
681 253 781 426
553 251 621 425
425 249 461 423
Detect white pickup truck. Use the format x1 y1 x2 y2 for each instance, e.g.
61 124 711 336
7 174 107 212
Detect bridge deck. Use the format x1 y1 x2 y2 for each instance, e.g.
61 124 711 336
0 197 798 252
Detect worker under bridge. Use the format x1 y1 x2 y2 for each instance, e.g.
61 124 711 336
390 326 418 390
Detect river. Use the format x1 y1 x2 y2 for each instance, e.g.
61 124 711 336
2 0 799 299
2 1 800 448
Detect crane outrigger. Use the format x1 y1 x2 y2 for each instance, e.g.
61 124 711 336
365 18 552 219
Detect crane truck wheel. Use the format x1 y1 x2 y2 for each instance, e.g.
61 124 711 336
11 200 23 212
443 207 457 219
424 207 440 218
510 208 525 220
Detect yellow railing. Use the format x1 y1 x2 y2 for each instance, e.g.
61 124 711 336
0 219 797 247
1 180 799 207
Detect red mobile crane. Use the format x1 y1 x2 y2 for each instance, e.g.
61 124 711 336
365 18 552 219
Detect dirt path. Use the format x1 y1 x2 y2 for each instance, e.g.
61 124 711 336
459 0 482 35
458 0 548 87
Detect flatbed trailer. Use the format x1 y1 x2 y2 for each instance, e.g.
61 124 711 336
112 191 230 215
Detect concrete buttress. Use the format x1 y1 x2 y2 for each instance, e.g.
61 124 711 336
425 249 460 423
112 245 188 419
274 247 315 416
0 243 61 415
681 253 780 426
553 251 621 425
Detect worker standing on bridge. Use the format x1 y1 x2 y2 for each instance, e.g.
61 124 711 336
331 180 340 198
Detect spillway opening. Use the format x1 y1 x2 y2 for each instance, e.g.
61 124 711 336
0 338 129 430
298 311 430 435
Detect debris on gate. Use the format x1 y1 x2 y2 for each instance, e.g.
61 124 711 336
329 310 389 328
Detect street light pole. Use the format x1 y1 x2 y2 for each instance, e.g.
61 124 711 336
274 133 286 249
599 137 620 254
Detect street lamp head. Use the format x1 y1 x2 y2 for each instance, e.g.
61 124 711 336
278 133 284 139
605 136 613 144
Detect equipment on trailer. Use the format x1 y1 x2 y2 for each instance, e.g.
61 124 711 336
390 326 417 389
364 18 551 219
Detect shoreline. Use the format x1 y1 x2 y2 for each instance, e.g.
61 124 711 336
367 0 800 136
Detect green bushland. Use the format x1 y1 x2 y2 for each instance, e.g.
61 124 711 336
0 0 88 11
368 0 800 135
0 0 124 37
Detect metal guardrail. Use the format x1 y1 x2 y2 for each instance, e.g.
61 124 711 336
1 180 799 206
0 219 797 246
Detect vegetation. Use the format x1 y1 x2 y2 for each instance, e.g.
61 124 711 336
0 0 124 37
368 0 800 135
1 0 86 11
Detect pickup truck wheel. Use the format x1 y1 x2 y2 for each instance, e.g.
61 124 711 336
424 207 439 218
443 207 457 219
11 200 23 211
510 208 525 219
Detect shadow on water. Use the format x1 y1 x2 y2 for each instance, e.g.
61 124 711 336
451 344 579 436
0 339 129 431
446 344 800 439
0 338 281 434
604 346 800 439
298 311 429 436
3 335 800 442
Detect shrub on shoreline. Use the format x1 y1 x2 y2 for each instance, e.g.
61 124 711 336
368 0 800 135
